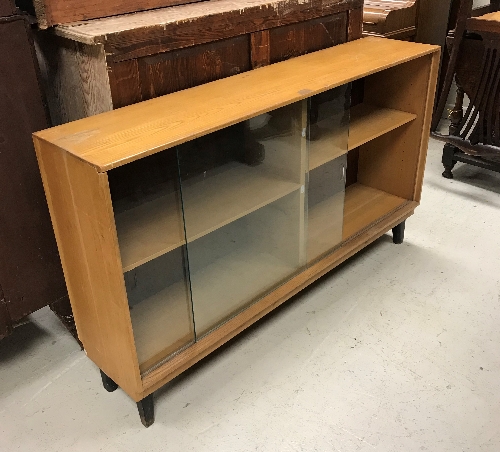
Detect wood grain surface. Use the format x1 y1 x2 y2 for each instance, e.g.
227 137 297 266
34 37 439 172
34 140 143 398
52 0 363 61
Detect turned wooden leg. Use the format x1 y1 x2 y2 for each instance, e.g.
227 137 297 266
392 221 405 245
100 370 118 392
137 394 155 428
442 143 457 179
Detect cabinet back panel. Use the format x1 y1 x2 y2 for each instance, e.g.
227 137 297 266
137 35 251 101
269 13 347 64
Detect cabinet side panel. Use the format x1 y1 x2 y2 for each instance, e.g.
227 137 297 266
34 140 102 352
357 53 438 201
34 139 142 399
35 35 113 124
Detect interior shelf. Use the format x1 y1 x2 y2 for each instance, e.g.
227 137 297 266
115 191 185 272
342 183 408 240
308 103 416 171
308 131 347 171
348 103 416 150
182 162 301 242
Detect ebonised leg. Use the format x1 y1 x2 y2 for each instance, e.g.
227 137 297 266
392 221 405 245
100 370 118 392
137 394 155 428
442 143 457 179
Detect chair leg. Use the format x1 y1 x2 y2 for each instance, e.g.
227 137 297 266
100 370 118 392
392 221 405 245
137 394 155 428
442 143 457 179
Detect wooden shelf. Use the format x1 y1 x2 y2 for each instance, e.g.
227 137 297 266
129 279 194 374
308 103 416 171
308 129 347 171
34 37 438 172
182 162 301 242
343 183 408 240
348 103 416 150
115 191 185 272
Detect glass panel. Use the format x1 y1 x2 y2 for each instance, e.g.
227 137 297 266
108 151 195 373
178 102 306 336
306 85 350 263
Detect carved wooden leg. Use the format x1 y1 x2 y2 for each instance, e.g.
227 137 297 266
442 143 457 179
137 394 155 428
392 221 405 245
100 370 118 392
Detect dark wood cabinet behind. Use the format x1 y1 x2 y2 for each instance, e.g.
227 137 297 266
0 16 67 339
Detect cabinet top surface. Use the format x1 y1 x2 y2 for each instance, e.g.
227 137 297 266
54 0 362 43
33 37 439 172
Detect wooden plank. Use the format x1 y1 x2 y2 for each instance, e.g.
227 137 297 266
35 35 113 125
342 183 407 239
108 59 143 109
268 13 347 64
52 0 362 61
467 12 500 34
348 6 363 41
137 35 251 100
348 103 417 150
251 30 271 68
308 103 416 171
33 139 143 399
33 0 201 28
34 38 439 172
358 51 439 201
181 162 301 243
140 201 417 398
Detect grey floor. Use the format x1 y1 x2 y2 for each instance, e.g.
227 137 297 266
1 136 500 451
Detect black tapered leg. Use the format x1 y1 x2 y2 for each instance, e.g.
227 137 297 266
100 370 118 392
442 143 457 179
392 221 405 244
137 394 155 428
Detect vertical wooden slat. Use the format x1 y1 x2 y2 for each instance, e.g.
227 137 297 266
347 7 363 41
250 30 271 68
108 59 143 108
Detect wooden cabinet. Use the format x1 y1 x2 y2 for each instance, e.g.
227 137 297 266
33 37 440 427
35 0 362 124
0 11 71 339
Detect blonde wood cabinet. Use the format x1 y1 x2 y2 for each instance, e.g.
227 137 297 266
33 37 439 427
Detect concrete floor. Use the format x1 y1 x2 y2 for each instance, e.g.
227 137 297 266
1 137 500 451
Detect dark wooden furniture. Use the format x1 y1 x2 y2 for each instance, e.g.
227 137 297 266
0 4 73 339
34 36 440 427
35 0 363 127
434 11 500 177
432 0 500 131
363 0 419 40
